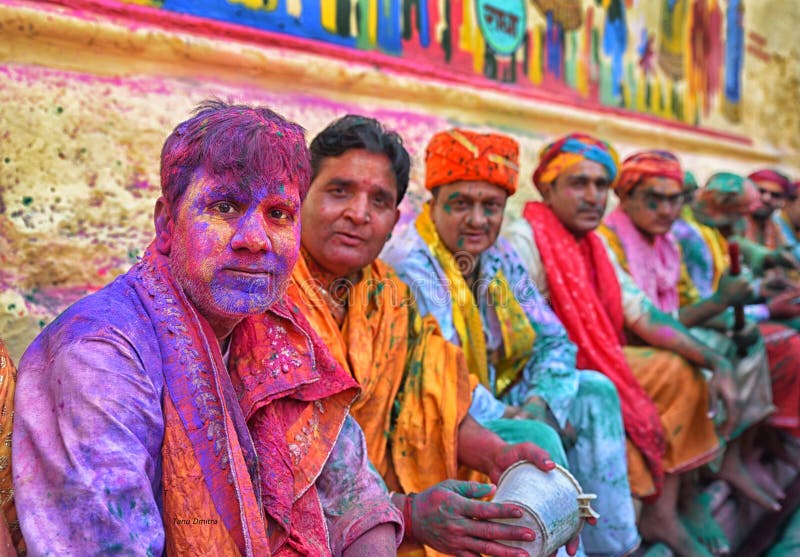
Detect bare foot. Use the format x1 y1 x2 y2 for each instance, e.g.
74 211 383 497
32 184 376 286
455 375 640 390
640 503 714 557
718 447 781 511
680 492 731 555
744 454 785 501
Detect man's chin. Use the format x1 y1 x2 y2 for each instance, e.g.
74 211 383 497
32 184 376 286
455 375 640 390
570 217 601 235
222 296 281 318
320 249 374 277
211 283 285 316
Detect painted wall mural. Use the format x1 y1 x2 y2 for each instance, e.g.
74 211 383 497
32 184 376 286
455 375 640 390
116 0 746 128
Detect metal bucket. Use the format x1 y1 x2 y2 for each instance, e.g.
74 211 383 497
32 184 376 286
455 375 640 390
491 461 598 557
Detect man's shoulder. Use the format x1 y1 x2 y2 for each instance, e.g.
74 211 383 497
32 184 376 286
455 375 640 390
21 272 158 372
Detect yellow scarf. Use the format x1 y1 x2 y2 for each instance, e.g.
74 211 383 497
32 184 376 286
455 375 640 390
415 203 535 395
683 213 729 290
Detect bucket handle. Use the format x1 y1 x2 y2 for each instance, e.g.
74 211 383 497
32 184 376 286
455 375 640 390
577 494 600 521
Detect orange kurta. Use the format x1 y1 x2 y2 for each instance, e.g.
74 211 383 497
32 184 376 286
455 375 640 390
0 341 22 555
288 255 473 496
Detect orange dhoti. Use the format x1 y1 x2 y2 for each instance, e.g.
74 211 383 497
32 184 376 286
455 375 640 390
624 346 721 498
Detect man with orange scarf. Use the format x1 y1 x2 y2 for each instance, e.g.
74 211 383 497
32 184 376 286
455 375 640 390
504 134 736 557
384 129 635 556
13 101 402 556
282 115 576 557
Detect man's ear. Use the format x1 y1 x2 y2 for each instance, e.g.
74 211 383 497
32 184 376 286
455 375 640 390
538 182 554 205
153 197 173 254
392 207 401 228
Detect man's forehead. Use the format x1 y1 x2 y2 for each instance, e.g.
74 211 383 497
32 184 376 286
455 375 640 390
441 181 506 199
640 176 683 194
315 154 396 190
560 159 609 180
199 169 300 199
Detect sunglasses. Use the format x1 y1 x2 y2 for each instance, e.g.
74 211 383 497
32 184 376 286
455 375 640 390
634 190 687 209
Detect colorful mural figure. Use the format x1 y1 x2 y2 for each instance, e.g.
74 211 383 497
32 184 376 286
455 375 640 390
80 0 751 127
722 0 744 122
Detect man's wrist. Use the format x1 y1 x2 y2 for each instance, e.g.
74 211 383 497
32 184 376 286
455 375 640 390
709 290 726 306
402 493 417 543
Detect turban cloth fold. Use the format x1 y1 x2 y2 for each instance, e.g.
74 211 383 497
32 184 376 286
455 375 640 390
697 172 759 218
532 133 619 190
748 169 794 197
615 150 683 198
425 129 520 194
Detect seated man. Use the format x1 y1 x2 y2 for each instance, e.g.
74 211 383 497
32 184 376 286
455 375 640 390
674 173 800 442
13 101 402 556
745 169 796 250
383 129 636 556
599 152 785 520
272 115 577 557
503 133 737 557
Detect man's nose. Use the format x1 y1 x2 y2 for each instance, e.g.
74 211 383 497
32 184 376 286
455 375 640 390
344 194 370 225
584 184 602 203
468 204 487 226
231 210 272 252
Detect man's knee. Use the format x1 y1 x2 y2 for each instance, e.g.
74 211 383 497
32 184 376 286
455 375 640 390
578 369 621 407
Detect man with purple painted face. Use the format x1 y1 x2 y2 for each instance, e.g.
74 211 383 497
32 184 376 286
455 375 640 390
13 101 402 556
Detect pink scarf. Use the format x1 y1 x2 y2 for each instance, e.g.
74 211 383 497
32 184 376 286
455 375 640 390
135 245 359 555
605 208 682 313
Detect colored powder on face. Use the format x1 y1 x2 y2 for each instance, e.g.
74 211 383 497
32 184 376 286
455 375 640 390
22 197 33 206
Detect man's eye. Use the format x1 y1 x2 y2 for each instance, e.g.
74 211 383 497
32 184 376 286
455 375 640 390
213 202 235 214
269 209 292 221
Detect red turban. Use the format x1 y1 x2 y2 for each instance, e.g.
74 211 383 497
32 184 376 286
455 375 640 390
615 150 683 198
748 169 794 197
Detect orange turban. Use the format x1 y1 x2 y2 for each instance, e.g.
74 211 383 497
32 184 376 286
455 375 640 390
615 150 683 198
425 129 520 195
